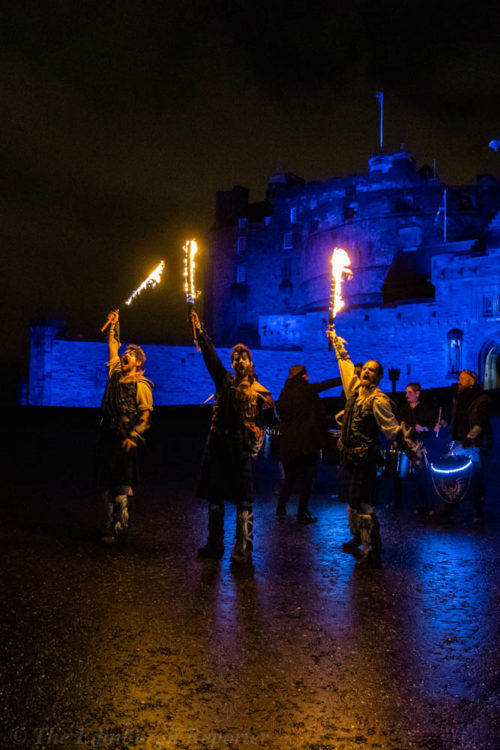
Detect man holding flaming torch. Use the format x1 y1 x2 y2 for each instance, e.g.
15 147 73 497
189 310 274 566
326 248 420 567
95 310 153 544
326 328 421 568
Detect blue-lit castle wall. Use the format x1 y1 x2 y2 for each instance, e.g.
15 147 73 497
27 152 500 406
206 151 500 393
26 328 334 407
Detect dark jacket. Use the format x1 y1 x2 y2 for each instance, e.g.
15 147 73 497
396 399 435 444
451 384 493 449
276 376 341 462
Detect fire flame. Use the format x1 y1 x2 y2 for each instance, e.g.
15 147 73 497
124 260 165 306
331 247 352 314
183 239 200 304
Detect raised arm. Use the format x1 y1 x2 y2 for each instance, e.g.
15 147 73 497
326 327 359 399
106 310 120 361
189 310 227 388
311 376 342 394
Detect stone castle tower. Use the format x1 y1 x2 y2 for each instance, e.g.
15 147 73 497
205 151 500 391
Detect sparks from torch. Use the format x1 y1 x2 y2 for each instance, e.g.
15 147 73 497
183 239 201 347
100 260 165 331
328 247 353 350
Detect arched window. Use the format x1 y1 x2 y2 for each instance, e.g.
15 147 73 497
447 328 462 376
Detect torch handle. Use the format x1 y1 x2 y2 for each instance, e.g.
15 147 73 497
328 275 335 351
187 302 201 351
100 308 120 333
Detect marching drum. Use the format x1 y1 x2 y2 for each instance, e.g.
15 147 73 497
429 454 473 505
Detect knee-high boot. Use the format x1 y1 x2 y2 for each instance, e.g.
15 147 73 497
342 506 362 552
230 509 254 565
102 493 129 543
198 503 225 559
357 512 382 567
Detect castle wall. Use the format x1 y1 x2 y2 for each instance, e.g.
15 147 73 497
27 336 343 407
26 153 500 406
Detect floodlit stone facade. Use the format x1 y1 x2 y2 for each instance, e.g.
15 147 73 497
27 152 500 406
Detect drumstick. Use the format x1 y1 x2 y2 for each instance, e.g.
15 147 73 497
436 407 442 438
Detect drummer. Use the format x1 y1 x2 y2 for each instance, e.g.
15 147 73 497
391 382 435 515
448 369 493 525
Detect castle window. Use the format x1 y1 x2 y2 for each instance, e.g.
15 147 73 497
344 203 359 220
447 328 462 375
396 195 415 212
290 207 297 223
283 231 293 249
237 236 246 255
264 216 271 226
236 263 246 283
483 295 500 317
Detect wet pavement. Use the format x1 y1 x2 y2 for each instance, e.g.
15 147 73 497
1 408 499 750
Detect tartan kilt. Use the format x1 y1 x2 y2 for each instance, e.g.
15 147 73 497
197 431 254 506
93 428 139 489
338 452 377 510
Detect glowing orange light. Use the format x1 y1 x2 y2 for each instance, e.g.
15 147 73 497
183 239 200 304
124 260 165 306
331 247 353 315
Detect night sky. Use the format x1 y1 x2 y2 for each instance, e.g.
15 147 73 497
2 1 500 392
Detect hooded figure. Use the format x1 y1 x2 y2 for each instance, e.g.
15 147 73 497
275 365 341 523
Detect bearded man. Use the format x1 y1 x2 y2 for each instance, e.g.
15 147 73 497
327 326 420 568
190 311 274 565
95 310 153 544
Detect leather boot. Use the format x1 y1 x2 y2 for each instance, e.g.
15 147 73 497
198 504 225 559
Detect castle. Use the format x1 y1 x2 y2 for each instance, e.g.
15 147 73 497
27 151 500 406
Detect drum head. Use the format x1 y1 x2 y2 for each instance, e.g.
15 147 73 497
430 455 473 504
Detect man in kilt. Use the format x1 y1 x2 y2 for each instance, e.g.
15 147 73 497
190 311 274 566
95 310 153 543
327 326 420 568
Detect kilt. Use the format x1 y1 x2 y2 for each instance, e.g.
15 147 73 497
93 429 139 490
197 431 253 506
338 453 377 510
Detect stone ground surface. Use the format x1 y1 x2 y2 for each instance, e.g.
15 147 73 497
1 408 499 750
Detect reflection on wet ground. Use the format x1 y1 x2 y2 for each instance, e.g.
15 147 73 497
1 413 499 749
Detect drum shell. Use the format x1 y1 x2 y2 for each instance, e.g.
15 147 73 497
430 455 473 504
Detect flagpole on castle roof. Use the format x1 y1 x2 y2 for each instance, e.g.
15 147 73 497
376 91 384 152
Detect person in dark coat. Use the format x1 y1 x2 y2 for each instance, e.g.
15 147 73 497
190 310 274 565
392 382 435 514
449 369 493 524
276 365 341 523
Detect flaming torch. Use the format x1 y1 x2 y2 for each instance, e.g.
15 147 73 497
100 260 165 331
328 247 352 350
183 239 201 347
